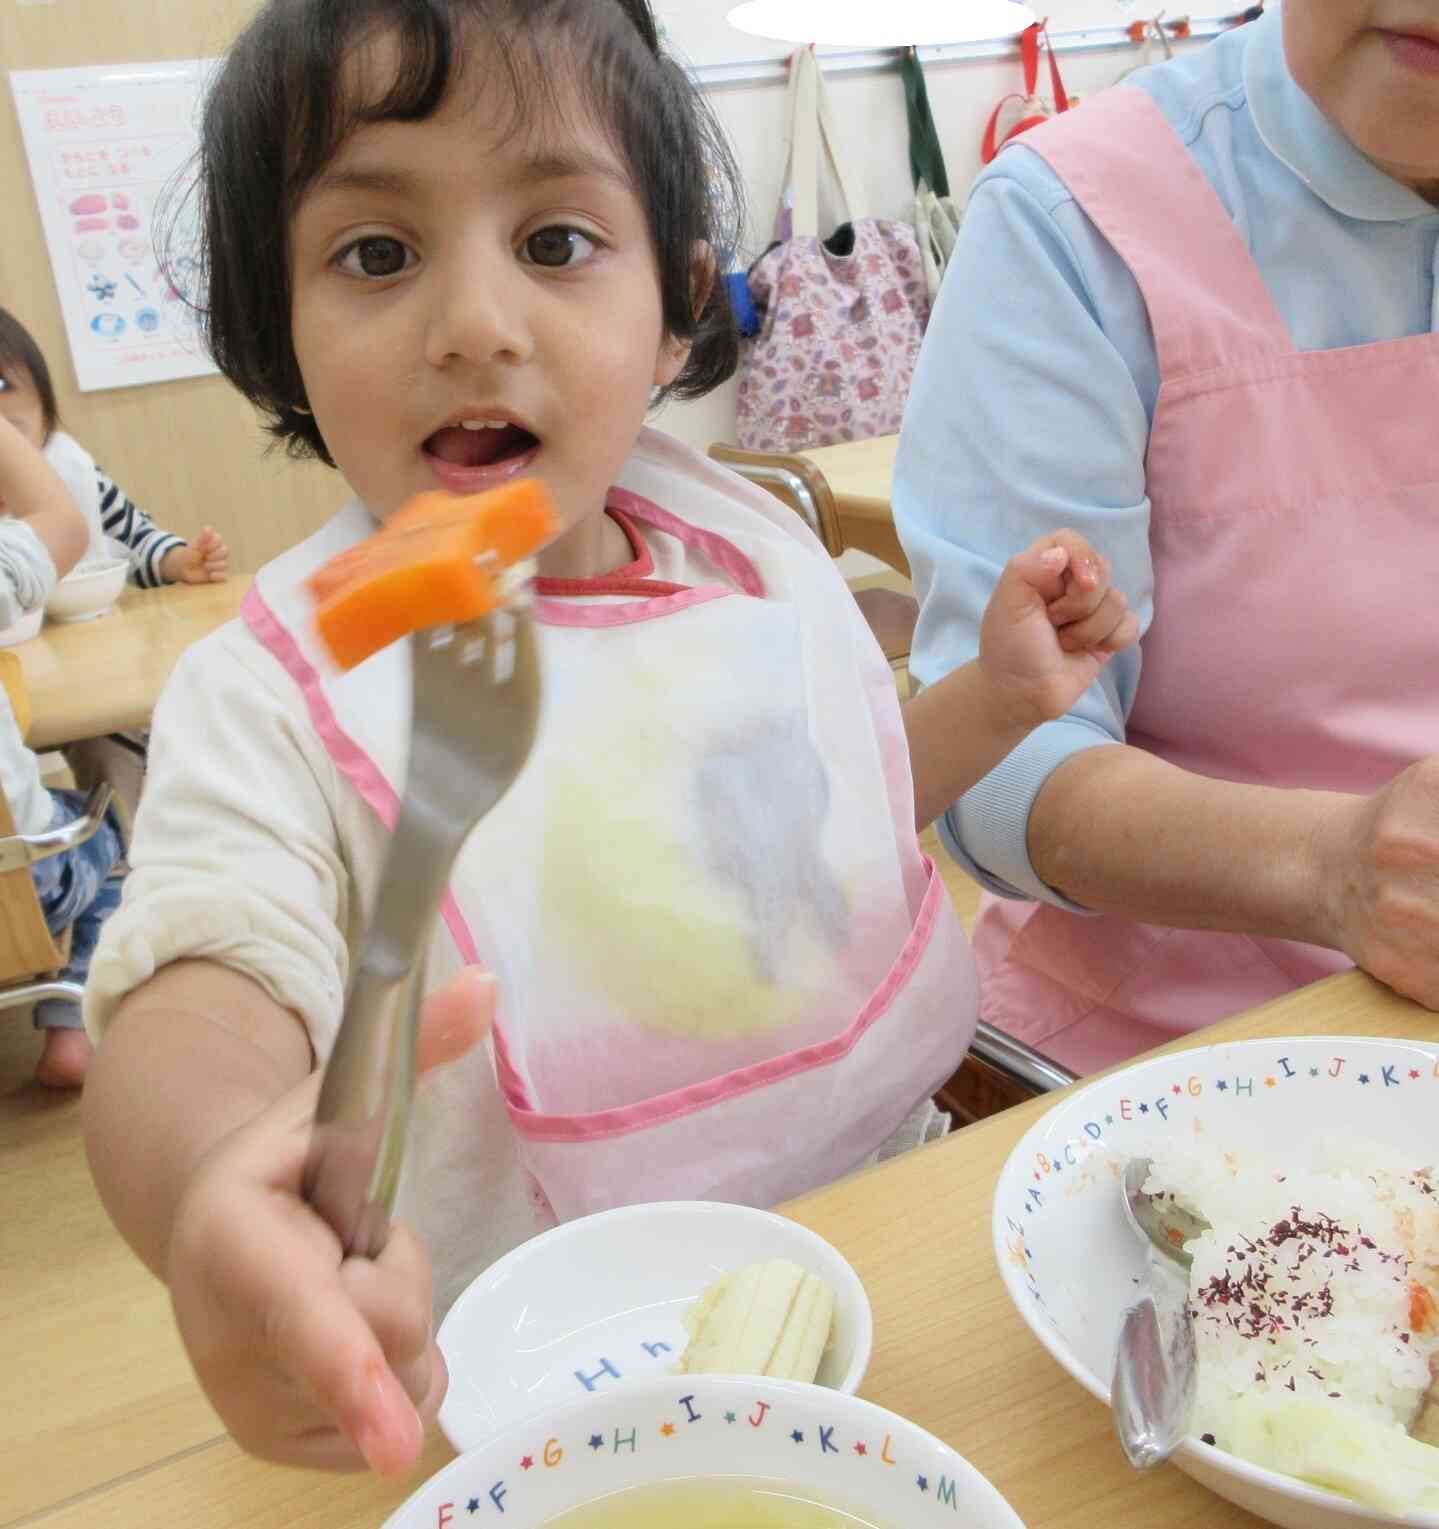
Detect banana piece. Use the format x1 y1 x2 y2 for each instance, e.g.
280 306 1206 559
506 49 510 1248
678 1257 836 1382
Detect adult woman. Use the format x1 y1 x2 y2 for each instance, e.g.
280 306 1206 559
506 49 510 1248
896 1 1439 1072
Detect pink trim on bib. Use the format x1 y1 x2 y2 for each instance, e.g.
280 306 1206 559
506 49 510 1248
241 583 481 965
609 488 767 597
492 855 948 1138
534 585 736 628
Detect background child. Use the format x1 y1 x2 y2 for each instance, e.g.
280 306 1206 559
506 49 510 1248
0 307 229 587
0 413 127 1087
81 0 1136 1480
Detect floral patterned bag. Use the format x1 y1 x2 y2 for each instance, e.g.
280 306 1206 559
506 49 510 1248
735 46 932 454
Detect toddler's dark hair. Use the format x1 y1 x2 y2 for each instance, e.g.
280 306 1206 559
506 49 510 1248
167 0 744 464
0 307 59 442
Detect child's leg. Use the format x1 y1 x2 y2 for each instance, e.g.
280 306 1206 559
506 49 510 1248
29 789 126 1084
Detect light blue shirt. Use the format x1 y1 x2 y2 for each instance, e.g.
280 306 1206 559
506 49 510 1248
895 5 1439 908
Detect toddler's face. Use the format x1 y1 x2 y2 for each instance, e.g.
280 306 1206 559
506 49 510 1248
1284 0 1439 194
286 39 688 569
0 368 47 451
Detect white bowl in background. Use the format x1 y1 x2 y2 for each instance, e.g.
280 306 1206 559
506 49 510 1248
393 1375 1024 1529
0 606 43 646
45 556 127 622
438 1201 874 1452
992 1035 1439 1529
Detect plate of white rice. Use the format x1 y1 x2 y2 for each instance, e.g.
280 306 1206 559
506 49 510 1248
992 1035 1439 1529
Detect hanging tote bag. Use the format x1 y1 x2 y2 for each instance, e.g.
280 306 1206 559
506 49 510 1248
900 47 963 304
735 46 932 454
980 20 1072 164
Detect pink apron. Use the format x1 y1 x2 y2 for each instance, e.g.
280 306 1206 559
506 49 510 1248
974 87 1439 1074
245 430 975 1222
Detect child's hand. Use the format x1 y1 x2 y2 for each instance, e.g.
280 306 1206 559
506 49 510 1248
978 529 1139 730
164 527 230 584
166 970 494 1475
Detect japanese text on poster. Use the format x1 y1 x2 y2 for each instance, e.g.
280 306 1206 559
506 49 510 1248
10 61 218 392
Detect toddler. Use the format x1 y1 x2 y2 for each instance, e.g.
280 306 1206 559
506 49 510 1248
82 0 1136 1479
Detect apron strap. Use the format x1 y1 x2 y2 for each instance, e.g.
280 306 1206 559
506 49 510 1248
1013 85 1295 380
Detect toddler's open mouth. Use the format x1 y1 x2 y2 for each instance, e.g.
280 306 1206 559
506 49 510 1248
423 419 541 493
426 421 539 469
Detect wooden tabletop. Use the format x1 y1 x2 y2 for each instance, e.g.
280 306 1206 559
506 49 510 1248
13 577 250 749
801 436 905 575
5 967 1430 1528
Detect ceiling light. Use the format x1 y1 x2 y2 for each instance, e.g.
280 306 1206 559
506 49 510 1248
726 0 1038 48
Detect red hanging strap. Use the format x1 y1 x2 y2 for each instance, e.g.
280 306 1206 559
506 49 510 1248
980 20 1070 164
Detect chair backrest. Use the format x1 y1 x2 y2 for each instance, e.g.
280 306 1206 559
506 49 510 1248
707 443 846 558
708 441 919 672
0 787 66 983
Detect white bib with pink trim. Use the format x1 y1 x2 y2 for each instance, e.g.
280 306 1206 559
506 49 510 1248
247 429 975 1223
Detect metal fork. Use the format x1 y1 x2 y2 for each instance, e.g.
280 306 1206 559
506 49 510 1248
303 601 540 1259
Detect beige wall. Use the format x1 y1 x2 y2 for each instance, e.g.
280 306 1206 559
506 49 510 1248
1 0 348 575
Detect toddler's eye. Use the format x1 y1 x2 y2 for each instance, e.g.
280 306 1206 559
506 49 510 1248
337 236 414 279
521 226 597 269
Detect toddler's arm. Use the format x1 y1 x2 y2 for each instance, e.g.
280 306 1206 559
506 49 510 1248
0 414 89 581
904 530 1138 832
92 466 231 586
85 956 491 1475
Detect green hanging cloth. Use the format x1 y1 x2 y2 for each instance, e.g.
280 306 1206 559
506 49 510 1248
899 46 950 198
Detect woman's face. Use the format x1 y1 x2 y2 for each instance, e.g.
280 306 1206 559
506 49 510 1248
1284 0 1439 196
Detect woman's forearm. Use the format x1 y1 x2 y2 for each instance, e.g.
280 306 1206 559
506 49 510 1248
1028 744 1350 947
83 960 313 1281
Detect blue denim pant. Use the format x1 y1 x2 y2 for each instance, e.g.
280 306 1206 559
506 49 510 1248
29 789 126 1030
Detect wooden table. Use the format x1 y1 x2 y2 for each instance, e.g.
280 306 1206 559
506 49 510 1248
5 968 1431 1527
803 435 903 575
13 577 250 749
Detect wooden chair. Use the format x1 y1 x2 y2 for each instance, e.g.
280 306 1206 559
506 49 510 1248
0 781 116 1018
708 444 919 683
708 441 1078 1121
0 649 118 1017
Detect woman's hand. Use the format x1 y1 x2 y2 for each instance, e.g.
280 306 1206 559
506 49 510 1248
1312 760 1439 1010
166 970 493 1474
978 529 1140 731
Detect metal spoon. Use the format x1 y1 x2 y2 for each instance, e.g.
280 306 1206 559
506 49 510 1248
1111 1158 1200 1469
1119 1156 1209 1270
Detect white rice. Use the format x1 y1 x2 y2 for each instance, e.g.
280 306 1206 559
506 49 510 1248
1142 1132 1439 1445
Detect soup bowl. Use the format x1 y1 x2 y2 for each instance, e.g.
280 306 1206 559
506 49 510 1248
387 1375 1023 1529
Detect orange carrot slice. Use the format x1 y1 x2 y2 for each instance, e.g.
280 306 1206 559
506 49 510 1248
310 480 556 670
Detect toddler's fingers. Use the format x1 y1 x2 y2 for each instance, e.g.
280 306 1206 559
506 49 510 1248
1098 608 1142 654
1046 528 1106 591
342 1223 437 1408
417 969 495 1075
1057 588 1132 652
271 1276 424 1476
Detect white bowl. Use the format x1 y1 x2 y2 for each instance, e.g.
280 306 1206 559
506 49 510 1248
0 605 42 646
45 556 127 622
438 1201 874 1452
992 1035 1439 1529
393 1375 1023 1529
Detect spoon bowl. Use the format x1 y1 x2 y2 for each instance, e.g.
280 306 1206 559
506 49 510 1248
1120 1156 1210 1269
1112 1157 1199 1469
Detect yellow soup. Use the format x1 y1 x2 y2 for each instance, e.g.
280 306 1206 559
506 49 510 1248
544 1476 892 1527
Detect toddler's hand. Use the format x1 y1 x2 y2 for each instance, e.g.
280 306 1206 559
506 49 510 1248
167 970 494 1475
165 527 230 584
978 529 1140 729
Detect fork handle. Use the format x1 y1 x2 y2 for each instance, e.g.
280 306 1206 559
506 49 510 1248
302 956 424 1259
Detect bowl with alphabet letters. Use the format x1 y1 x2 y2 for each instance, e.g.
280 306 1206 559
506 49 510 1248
437 1201 873 1452
391 1375 1023 1529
